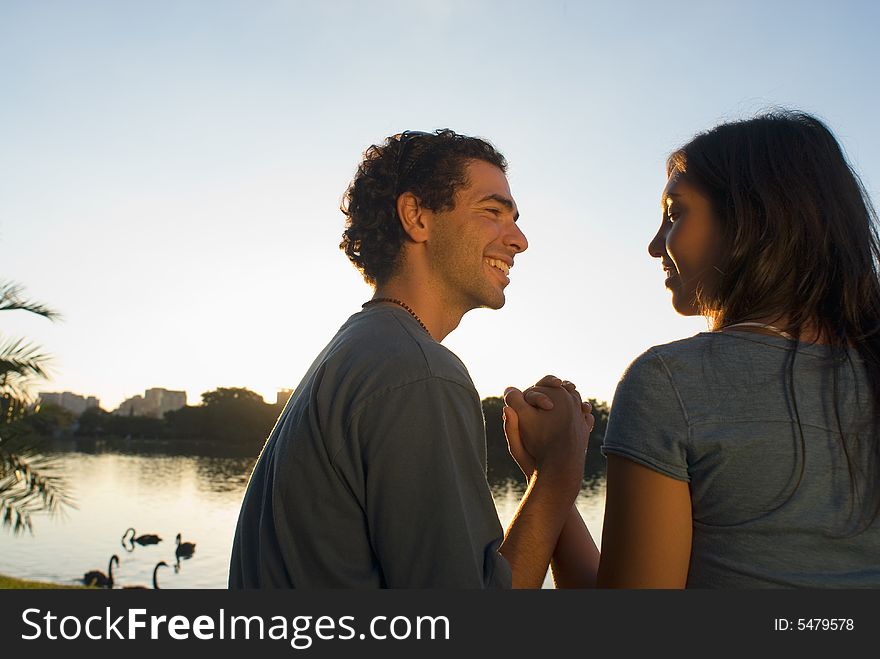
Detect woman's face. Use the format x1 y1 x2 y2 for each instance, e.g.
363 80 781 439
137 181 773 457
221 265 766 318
648 173 721 316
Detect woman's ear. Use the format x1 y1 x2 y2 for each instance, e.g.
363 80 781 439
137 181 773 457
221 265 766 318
396 192 430 243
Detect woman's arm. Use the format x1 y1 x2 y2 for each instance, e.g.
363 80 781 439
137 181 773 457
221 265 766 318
546 454 692 588
596 454 692 588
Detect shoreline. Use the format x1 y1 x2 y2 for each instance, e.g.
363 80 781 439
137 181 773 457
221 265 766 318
0 573 89 589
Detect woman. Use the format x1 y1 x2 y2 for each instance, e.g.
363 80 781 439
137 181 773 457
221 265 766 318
506 110 880 587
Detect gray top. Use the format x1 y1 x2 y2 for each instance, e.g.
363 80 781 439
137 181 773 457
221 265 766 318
228 303 512 588
601 330 880 588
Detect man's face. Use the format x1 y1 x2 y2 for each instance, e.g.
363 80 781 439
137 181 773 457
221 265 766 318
427 159 527 311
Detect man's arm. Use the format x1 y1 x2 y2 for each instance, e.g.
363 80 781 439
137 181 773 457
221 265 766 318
498 384 590 588
505 376 600 588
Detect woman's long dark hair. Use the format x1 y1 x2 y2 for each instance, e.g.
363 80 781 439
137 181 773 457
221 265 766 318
668 110 880 535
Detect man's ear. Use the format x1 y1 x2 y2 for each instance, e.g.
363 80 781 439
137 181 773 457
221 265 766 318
396 192 431 243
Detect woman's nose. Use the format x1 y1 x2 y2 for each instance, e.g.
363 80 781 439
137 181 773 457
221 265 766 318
648 223 667 258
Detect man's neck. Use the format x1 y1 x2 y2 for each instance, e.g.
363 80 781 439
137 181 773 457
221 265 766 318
371 280 466 343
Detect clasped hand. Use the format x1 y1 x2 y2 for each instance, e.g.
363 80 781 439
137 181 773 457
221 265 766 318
503 375 595 480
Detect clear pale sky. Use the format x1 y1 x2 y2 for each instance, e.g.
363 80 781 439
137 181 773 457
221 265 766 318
2 0 878 411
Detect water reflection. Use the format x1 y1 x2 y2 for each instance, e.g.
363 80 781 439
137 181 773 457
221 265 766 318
0 440 604 588
194 457 256 495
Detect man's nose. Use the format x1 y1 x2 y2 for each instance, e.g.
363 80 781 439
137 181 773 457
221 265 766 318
506 222 529 254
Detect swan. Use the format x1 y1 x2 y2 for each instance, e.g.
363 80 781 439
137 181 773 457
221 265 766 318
83 554 119 588
124 561 170 589
175 533 195 558
152 561 169 589
121 527 162 550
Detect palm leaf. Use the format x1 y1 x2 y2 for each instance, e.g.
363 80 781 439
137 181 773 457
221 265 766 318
0 336 52 379
0 281 60 320
0 438 76 535
0 279 72 534
0 338 53 406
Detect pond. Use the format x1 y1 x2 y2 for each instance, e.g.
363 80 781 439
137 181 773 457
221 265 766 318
0 439 605 588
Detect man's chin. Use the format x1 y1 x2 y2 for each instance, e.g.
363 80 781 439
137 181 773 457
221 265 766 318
481 291 506 310
462 285 506 312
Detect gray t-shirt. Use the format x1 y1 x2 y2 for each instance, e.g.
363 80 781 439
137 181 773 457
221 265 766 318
601 330 880 588
228 303 512 588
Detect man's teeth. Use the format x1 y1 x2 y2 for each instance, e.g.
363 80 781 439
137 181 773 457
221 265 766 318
484 258 510 275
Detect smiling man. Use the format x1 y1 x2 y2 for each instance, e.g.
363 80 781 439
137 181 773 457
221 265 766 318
228 129 590 588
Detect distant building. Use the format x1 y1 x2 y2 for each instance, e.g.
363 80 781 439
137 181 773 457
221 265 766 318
38 391 100 416
114 388 187 418
276 389 293 407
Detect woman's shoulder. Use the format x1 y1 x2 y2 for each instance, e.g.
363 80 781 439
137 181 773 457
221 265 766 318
615 332 760 401
631 330 788 370
620 333 718 376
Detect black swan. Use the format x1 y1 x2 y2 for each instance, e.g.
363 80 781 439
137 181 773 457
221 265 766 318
121 527 162 550
124 561 170 589
83 554 119 588
152 561 169 589
175 533 195 558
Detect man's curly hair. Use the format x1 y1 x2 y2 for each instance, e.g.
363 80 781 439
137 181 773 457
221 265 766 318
340 129 507 286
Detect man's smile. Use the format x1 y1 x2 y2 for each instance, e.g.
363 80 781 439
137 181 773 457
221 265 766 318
484 257 511 284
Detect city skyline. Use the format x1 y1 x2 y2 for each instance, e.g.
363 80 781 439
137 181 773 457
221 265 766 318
3 1 878 412
39 385 296 416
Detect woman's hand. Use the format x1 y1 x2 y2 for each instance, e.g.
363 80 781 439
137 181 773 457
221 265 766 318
503 374 595 479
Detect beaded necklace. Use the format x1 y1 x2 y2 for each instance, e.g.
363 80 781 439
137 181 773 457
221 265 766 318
362 297 432 338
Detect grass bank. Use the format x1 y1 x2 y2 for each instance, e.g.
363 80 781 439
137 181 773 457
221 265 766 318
0 573 88 589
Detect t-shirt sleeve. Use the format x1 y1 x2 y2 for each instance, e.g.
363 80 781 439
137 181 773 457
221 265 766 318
600 348 691 482
347 376 512 588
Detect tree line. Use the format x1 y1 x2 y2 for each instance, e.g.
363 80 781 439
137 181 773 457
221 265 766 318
20 388 611 479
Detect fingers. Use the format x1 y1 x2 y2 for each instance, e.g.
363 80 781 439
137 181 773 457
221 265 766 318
535 374 562 387
510 378 592 417
557 379 583 414
503 405 526 458
557 378 587 408
524 387 554 410
502 404 520 446
522 375 563 410
503 386 530 416
524 375 575 410
504 404 537 479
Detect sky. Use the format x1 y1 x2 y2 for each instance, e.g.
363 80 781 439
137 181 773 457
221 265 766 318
2 0 879 411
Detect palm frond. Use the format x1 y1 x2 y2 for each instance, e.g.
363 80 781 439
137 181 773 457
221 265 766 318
0 440 76 535
0 281 61 320
0 336 52 379
0 281 70 534
0 336 53 405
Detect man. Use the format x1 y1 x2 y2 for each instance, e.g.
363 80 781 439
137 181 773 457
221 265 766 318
229 129 592 588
